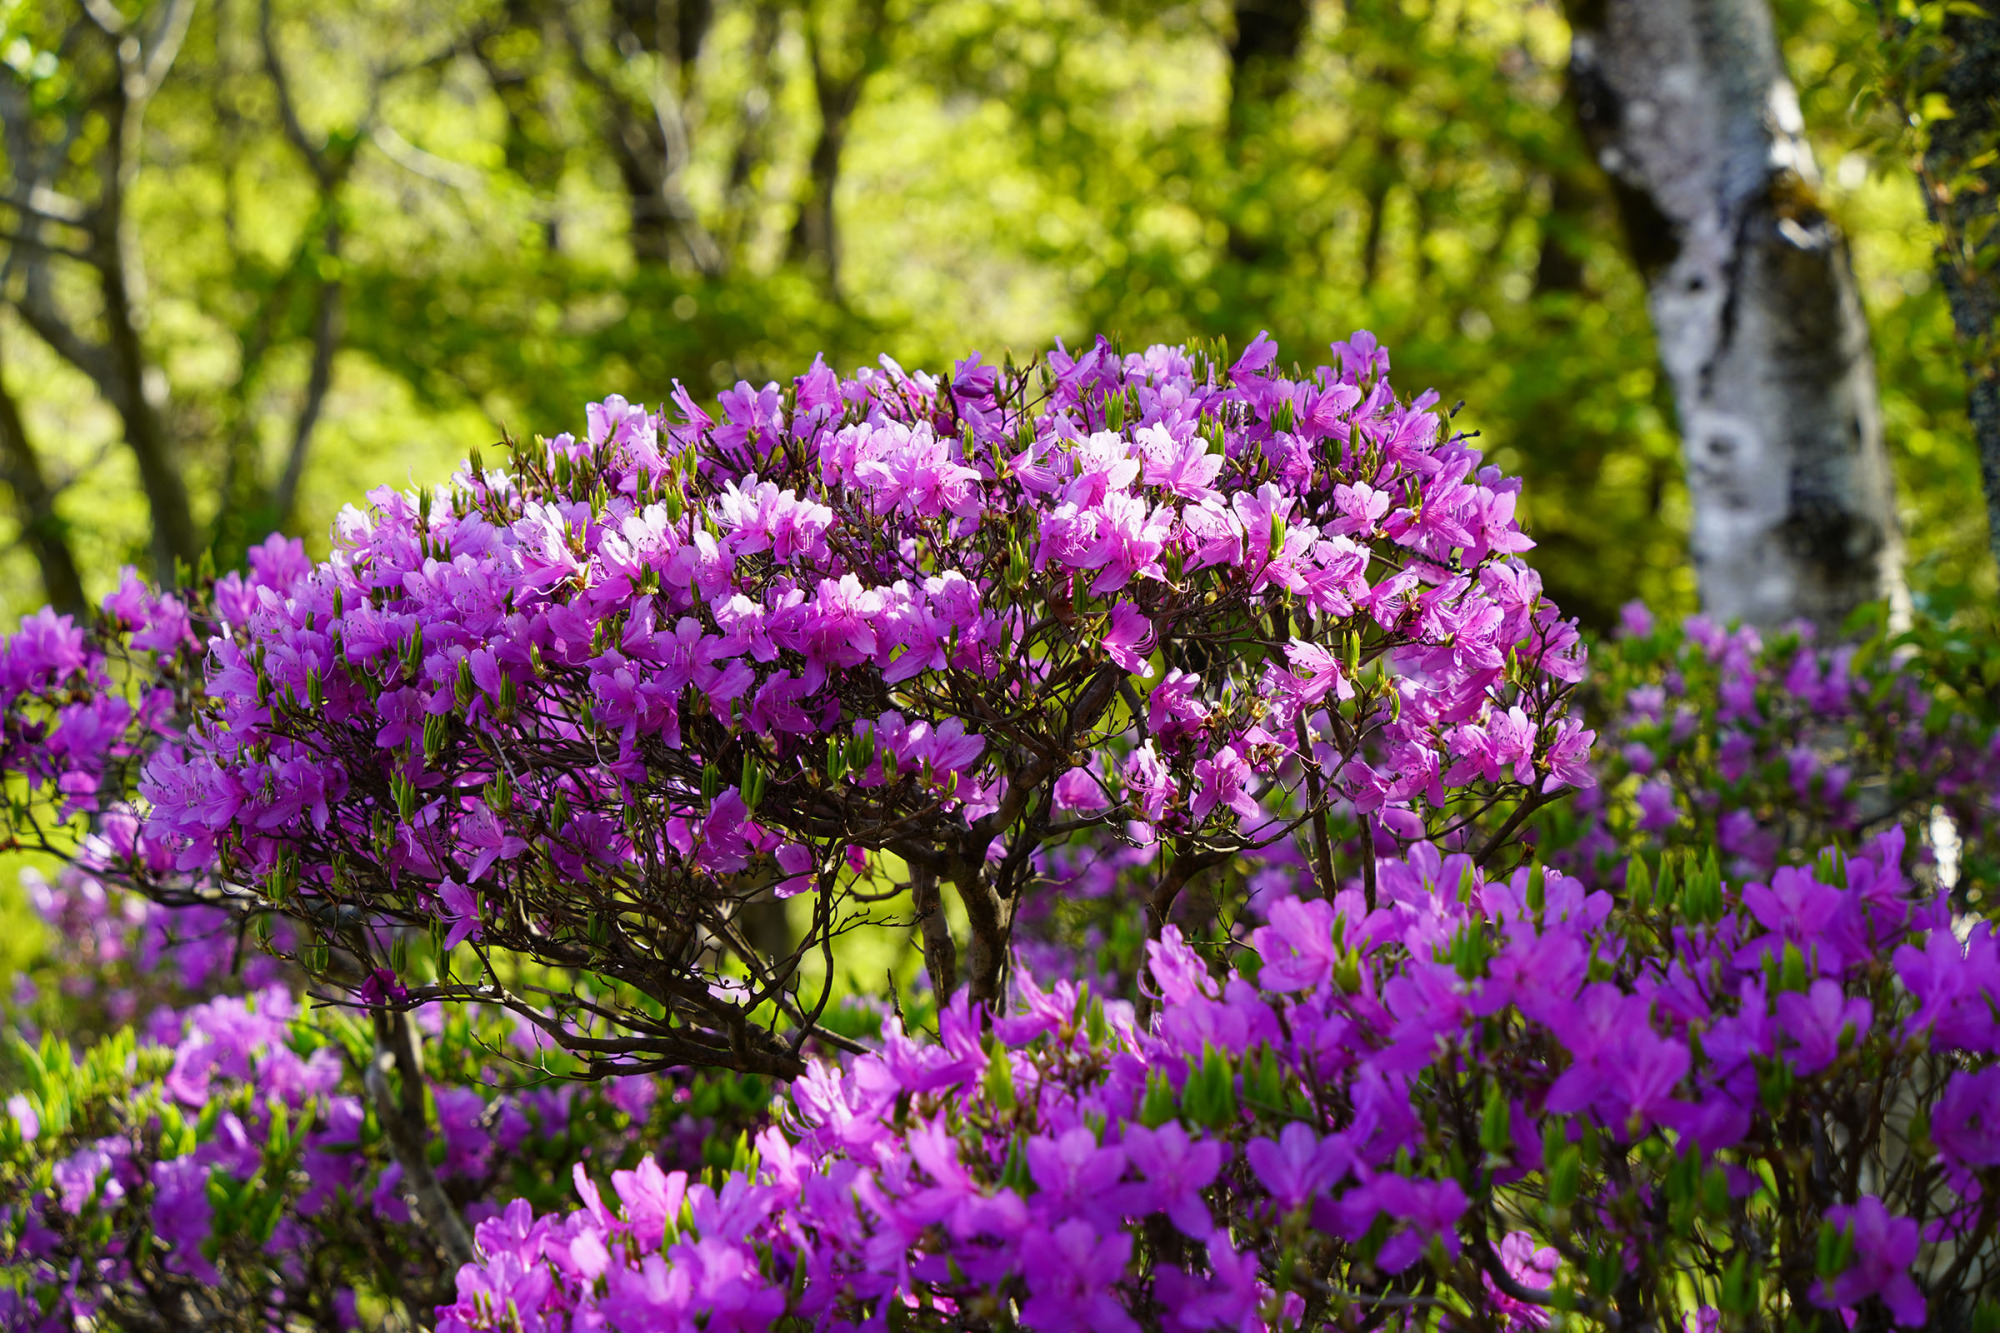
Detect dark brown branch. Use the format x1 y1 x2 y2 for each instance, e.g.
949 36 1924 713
708 908 870 1055
911 865 958 998
1472 787 1555 867
365 1009 474 1271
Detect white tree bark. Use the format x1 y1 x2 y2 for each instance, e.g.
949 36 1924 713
1565 0 1904 631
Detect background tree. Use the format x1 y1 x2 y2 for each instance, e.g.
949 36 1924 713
1868 3 2000 575
0 1 1985 642
1 0 205 585
1558 0 1905 631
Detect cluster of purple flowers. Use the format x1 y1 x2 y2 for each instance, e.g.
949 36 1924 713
2 952 768 1333
8 849 297 1036
427 831 1997 1332
7 331 1997 1331
1552 604 2000 899
0 332 1590 1075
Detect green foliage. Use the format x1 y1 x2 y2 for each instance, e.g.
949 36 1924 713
1 0 1986 628
1 985 778 1328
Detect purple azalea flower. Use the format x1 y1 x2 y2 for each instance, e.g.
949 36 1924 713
1815 1197 1925 1327
1122 1122 1227 1238
1019 1219 1139 1333
1933 1067 2000 1169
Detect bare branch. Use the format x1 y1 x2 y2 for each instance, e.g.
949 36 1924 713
259 0 332 183
271 224 343 526
8 186 90 226
136 0 195 100
0 225 92 262
369 122 486 194
78 0 128 39
707 911 871 1056
10 268 119 396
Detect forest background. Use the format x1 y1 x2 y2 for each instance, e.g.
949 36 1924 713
0 0 1984 991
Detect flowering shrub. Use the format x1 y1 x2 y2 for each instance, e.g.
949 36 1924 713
1 966 775 1333
10 331 1996 1332
7 852 300 1040
423 834 1999 1332
1549 604 2000 902
0 334 1588 1077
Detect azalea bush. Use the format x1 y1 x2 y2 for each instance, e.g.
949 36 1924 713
423 832 2000 1333
1547 603 2000 903
2 868 779 1331
2 992 777 1332
12 831 1996 1331
0 332 1586 1078
0 333 1995 1332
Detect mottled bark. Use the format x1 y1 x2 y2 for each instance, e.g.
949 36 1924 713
910 868 957 1000
953 861 1012 1009
1563 0 1903 631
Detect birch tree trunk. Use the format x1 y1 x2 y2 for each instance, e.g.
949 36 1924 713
1563 0 1904 631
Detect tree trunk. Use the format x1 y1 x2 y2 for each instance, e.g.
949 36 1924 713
1222 0 1311 267
559 0 724 276
1563 0 1903 631
1227 0 1311 143
1902 7 2000 572
97 224 202 582
790 109 848 287
2 3 203 586
1533 167 1594 296
0 355 87 618
789 0 890 295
